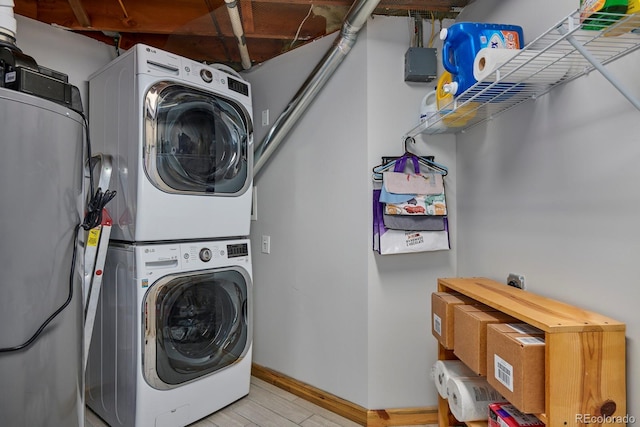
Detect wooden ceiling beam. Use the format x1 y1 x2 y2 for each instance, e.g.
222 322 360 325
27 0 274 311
117 0 131 19
32 3 326 40
375 0 466 12
80 26 323 42
13 0 469 66
67 0 91 27
240 0 255 33
79 30 289 64
251 0 466 12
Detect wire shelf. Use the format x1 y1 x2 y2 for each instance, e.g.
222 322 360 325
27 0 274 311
406 9 640 137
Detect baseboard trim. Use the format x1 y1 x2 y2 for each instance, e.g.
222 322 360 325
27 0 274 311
251 363 438 426
366 407 439 427
251 363 367 425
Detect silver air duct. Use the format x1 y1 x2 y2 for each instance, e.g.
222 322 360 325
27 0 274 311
224 0 252 70
253 0 381 177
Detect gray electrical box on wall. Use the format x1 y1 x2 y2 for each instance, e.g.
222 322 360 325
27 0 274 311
404 47 437 82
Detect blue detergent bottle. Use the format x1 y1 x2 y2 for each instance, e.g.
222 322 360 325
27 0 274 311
440 22 524 96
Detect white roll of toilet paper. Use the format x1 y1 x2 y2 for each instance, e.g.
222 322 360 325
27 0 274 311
447 376 505 422
473 47 573 85
431 360 477 399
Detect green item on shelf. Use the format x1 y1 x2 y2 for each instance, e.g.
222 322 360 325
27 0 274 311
580 0 629 30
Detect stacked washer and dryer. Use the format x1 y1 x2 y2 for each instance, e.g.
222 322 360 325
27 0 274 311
85 45 254 427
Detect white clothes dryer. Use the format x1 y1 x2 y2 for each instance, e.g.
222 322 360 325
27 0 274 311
86 239 252 427
89 44 253 242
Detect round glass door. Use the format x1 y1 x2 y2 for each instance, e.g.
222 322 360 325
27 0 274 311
144 82 253 195
143 267 251 389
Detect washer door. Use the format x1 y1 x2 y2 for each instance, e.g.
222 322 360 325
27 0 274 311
144 81 253 195
143 267 251 389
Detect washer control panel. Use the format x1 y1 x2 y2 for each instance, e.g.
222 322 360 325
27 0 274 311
137 240 250 276
226 243 249 258
180 240 250 268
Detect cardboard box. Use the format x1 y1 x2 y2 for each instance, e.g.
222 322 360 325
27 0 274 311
453 305 516 375
486 323 545 414
489 402 544 427
431 292 482 349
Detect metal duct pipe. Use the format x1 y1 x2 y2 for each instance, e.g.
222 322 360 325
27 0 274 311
224 0 251 70
253 0 381 177
0 0 17 44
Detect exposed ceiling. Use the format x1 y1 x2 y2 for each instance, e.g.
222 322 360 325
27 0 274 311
14 0 470 69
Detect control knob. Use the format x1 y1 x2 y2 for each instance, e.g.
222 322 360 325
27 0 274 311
199 248 212 262
200 68 213 83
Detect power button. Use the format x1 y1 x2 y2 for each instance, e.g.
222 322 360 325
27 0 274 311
200 69 213 83
199 248 212 262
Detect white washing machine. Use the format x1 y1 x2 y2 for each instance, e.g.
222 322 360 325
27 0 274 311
89 44 254 242
86 239 252 427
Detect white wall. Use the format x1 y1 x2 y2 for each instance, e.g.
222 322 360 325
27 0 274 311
244 32 371 407
14 15 115 110
244 16 457 409
364 17 457 409
456 0 640 418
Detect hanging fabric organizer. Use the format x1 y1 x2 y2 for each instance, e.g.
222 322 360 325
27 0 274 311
372 151 450 255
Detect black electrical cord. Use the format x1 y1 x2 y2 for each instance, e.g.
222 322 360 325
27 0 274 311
0 114 115 354
0 225 81 354
81 114 117 232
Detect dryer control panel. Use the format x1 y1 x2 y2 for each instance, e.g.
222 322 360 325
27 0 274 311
134 44 251 109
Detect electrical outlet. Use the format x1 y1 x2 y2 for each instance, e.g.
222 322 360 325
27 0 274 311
261 109 269 126
261 235 271 254
507 273 525 289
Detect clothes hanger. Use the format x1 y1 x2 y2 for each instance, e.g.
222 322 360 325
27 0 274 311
371 137 448 181
399 152 448 176
401 137 448 176
372 156 414 181
372 155 447 181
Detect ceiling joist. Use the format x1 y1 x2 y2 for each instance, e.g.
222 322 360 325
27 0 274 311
66 0 91 27
14 0 469 68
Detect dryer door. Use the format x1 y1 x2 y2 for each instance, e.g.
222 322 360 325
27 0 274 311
144 82 253 195
143 267 252 389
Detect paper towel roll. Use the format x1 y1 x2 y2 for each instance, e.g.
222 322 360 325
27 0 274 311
447 376 505 422
473 48 572 85
431 360 477 399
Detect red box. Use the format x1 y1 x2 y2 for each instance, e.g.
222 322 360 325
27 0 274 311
488 402 544 427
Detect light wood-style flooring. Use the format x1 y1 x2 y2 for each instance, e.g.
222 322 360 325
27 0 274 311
85 376 437 427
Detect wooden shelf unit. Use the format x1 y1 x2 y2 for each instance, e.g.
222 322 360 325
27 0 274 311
436 277 626 427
